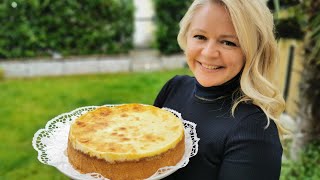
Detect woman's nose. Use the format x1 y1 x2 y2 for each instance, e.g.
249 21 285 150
202 41 219 58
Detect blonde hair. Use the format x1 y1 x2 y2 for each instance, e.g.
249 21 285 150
178 0 287 135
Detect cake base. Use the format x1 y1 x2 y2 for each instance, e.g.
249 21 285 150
67 135 185 180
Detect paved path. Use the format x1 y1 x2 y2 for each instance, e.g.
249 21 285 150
0 50 186 78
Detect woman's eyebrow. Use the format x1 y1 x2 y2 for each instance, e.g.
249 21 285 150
190 28 207 34
189 29 239 40
220 34 238 40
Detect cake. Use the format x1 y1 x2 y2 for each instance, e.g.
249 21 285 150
67 104 185 180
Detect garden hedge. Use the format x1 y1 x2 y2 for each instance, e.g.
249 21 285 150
153 0 192 55
0 0 134 59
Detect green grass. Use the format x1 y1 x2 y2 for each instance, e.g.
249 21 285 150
0 68 191 180
1 67 316 180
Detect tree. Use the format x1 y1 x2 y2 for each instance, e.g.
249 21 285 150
290 0 320 160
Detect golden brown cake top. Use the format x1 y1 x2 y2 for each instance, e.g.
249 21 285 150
68 104 184 162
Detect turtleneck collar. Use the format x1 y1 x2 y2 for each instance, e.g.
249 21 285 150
194 73 241 102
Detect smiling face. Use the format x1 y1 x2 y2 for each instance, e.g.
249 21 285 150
186 2 245 87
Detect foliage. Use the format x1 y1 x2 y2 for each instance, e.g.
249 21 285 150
275 18 304 40
153 0 192 55
302 1 320 64
267 0 304 40
281 141 320 180
0 0 134 60
0 68 191 179
267 0 300 10
299 0 320 106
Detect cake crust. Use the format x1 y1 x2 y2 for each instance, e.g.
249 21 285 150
67 134 185 180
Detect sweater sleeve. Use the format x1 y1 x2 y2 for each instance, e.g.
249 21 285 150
218 112 283 180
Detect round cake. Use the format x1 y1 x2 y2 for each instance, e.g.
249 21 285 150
67 104 185 180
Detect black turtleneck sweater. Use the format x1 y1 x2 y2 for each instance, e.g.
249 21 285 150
153 75 282 180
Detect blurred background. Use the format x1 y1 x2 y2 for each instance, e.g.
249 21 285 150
0 0 319 179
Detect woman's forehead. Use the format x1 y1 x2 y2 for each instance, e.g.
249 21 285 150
188 3 236 36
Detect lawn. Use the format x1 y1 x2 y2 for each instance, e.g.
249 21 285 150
0 68 191 180
1 68 315 180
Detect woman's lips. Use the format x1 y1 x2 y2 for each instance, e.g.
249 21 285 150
198 61 224 70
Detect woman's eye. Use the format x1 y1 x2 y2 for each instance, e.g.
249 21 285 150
222 40 237 46
193 35 207 40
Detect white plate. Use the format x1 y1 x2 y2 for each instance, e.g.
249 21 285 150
32 105 199 180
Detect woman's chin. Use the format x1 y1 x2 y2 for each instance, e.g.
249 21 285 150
193 71 223 87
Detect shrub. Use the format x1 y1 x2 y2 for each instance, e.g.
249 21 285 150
0 0 134 59
153 0 192 55
281 140 320 180
266 0 304 40
267 0 300 10
275 18 304 40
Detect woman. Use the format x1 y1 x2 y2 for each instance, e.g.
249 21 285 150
154 0 286 179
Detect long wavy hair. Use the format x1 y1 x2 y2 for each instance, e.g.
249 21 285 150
177 0 287 135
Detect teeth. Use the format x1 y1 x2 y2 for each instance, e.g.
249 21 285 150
202 64 221 70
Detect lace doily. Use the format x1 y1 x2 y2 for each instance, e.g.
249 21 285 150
32 105 200 180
